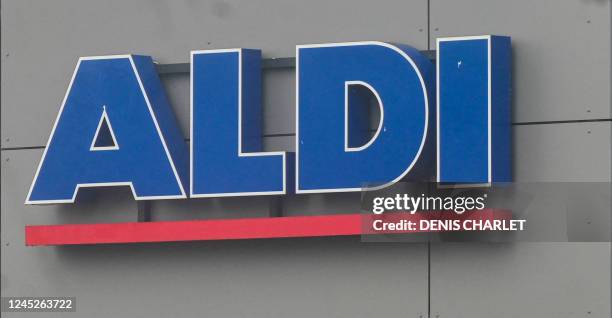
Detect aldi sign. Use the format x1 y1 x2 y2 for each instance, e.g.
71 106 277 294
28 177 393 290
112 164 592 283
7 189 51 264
26 36 511 204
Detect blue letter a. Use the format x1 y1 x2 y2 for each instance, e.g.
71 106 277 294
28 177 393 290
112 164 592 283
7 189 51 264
26 55 188 204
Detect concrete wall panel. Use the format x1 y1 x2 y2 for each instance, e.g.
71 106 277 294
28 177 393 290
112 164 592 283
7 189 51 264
430 243 611 318
430 0 611 123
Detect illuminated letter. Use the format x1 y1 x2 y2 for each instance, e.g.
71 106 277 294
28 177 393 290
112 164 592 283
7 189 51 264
26 55 188 203
296 42 434 193
191 49 291 197
437 35 511 184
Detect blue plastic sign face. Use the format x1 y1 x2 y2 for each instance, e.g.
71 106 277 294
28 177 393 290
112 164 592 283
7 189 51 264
296 42 434 193
26 36 511 204
26 55 189 204
190 49 291 197
437 36 511 184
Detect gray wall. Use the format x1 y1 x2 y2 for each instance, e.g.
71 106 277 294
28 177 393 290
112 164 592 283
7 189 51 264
1 0 610 317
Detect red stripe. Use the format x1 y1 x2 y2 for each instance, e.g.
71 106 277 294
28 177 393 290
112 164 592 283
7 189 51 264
26 214 362 246
25 209 512 246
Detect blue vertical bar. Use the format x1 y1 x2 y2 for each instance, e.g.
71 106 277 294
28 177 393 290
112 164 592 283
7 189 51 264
437 35 511 184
